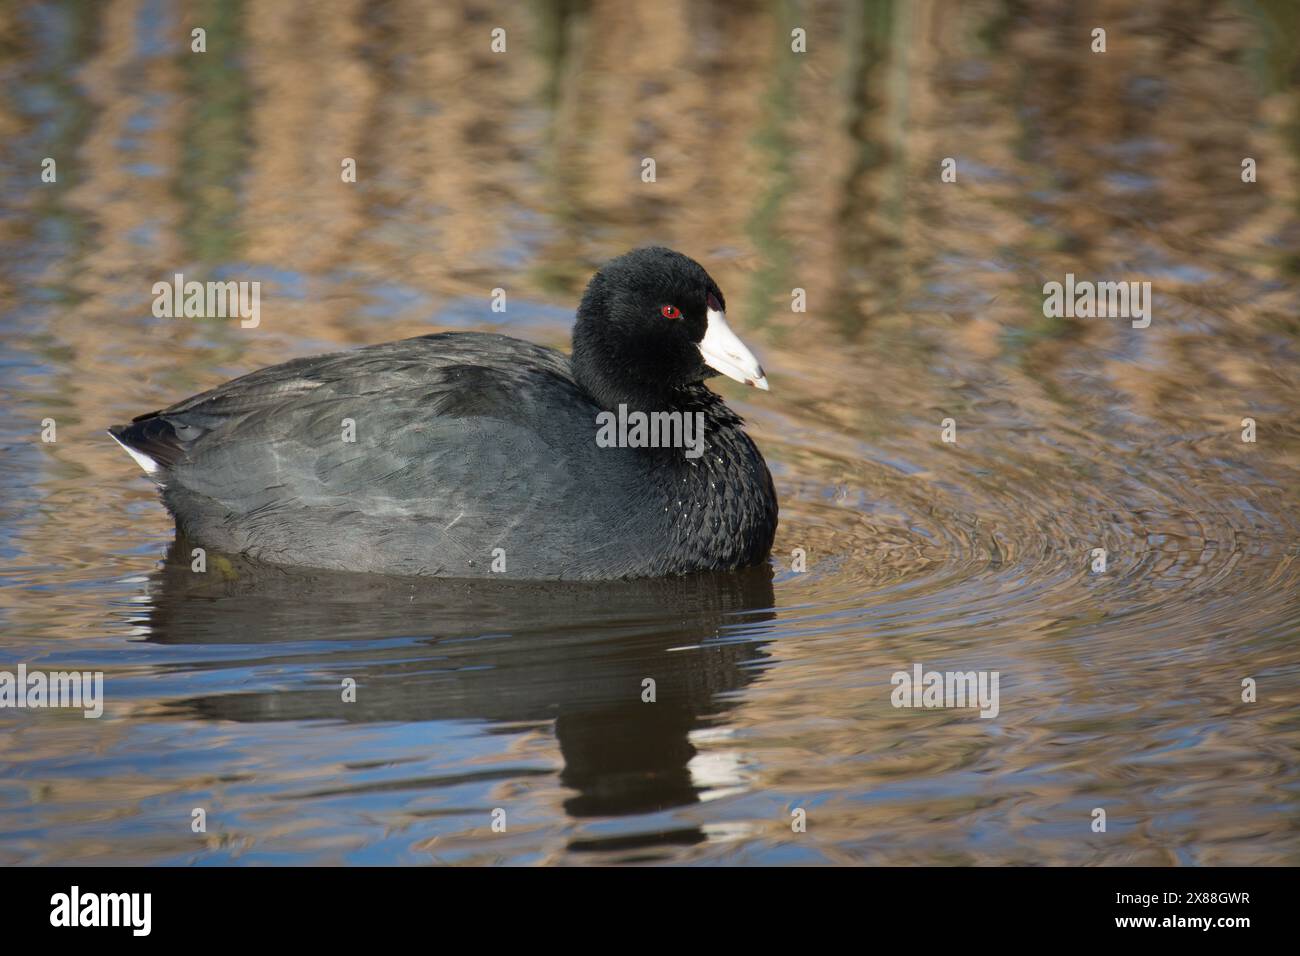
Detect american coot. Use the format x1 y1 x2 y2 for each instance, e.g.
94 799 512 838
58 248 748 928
110 248 778 579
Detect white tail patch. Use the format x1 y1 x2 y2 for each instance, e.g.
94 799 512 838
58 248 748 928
108 430 162 478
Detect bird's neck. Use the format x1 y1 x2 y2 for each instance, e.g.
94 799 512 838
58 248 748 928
570 342 679 417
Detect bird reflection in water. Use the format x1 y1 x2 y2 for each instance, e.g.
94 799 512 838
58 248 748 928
140 538 777 855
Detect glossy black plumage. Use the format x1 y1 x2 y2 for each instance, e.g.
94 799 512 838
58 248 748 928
110 248 778 579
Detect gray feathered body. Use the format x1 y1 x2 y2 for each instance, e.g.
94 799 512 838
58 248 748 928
111 333 777 579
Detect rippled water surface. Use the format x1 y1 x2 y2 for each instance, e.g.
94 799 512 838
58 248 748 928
2 1 1298 865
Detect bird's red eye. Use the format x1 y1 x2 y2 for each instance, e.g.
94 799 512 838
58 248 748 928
661 305 682 319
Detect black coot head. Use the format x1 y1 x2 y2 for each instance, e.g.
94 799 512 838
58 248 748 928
572 247 768 409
